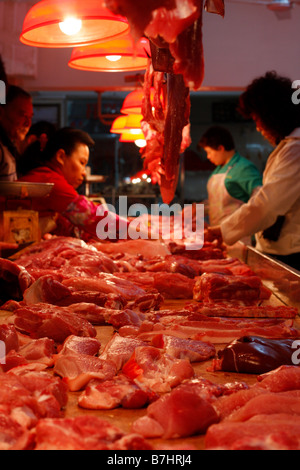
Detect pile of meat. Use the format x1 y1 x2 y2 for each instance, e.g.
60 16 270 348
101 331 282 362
0 235 299 450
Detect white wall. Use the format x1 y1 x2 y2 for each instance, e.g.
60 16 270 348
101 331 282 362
1 1 300 91
201 2 300 89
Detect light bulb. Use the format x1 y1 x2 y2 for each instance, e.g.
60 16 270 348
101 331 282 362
106 55 122 62
135 139 147 148
59 18 82 36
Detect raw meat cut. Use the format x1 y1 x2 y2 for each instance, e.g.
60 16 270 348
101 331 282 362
54 336 116 392
193 272 272 304
151 334 216 362
78 374 157 410
99 333 147 370
212 387 268 421
2 338 56 372
0 324 19 353
188 303 298 319
0 413 35 450
211 336 298 374
57 335 101 357
116 271 195 299
256 365 300 393
12 303 97 343
8 368 68 419
169 241 225 260
132 378 220 439
62 274 146 301
226 392 300 422
126 314 299 344
205 414 300 450
23 274 126 310
34 415 152 450
94 239 171 258
122 345 194 393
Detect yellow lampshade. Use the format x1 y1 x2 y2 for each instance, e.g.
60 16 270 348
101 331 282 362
20 0 129 48
120 131 145 142
111 114 143 134
69 36 150 72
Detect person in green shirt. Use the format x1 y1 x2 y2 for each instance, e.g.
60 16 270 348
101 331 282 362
198 125 262 227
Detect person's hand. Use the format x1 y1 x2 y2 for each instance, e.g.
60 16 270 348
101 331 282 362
207 225 223 241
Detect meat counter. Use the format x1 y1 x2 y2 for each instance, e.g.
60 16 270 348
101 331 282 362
0 239 299 451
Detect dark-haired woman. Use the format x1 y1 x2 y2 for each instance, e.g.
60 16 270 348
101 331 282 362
18 127 128 241
210 72 300 270
198 125 262 227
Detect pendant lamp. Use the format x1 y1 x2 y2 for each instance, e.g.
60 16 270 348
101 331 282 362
120 131 145 142
20 0 129 48
120 89 144 115
120 132 146 148
121 87 164 115
69 36 150 72
110 114 143 134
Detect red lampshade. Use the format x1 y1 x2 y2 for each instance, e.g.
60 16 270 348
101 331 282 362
111 114 143 134
69 36 150 72
20 0 129 48
120 89 144 115
121 87 164 115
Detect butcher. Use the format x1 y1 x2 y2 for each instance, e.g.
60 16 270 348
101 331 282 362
18 127 129 241
210 72 300 271
198 125 262 227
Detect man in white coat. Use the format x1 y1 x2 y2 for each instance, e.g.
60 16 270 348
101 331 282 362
210 71 300 271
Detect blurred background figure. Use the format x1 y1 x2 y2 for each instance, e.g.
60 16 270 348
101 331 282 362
17 120 57 176
0 85 33 181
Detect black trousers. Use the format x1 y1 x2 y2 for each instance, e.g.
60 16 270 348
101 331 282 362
268 252 300 272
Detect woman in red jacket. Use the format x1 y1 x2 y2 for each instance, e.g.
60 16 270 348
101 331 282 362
18 127 127 241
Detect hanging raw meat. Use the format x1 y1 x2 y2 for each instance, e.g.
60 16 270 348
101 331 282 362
104 0 225 203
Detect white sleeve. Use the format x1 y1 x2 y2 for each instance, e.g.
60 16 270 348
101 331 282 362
220 140 300 245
